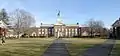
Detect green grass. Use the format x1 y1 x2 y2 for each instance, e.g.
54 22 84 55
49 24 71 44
63 38 106 56
0 38 55 56
110 40 120 56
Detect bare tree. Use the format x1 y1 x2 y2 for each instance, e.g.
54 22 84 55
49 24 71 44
86 19 104 37
94 20 104 28
0 8 9 24
86 19 94 37
9 9 35 38
95 20 104 37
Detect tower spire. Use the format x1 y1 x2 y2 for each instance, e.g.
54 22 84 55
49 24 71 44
56 10 63 25
57 10 60 17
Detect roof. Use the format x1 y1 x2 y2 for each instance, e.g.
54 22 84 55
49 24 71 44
112 18 120 27
54 23 65 26
40 24 54 27
65 24 79 27
0 20 8 28
24 27 39 35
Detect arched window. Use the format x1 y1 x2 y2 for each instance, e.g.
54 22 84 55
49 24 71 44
32 32 36 36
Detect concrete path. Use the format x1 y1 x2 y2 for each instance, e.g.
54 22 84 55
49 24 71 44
81 39 115 56
42 38 69 56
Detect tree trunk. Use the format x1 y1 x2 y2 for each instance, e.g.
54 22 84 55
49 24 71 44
90 27 93 38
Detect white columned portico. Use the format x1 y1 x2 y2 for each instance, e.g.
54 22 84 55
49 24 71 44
54 10 63 38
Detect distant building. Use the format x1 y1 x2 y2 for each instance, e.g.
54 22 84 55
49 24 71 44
27 11 80 37
26 11 107 38
112 18 120 39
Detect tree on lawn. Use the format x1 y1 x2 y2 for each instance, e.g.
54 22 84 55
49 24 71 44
94 20 104 37
10 9 35 38
0 8 9 24
86 19 104 37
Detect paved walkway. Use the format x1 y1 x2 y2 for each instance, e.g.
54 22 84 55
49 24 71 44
81 39 115 56
42 38 69 56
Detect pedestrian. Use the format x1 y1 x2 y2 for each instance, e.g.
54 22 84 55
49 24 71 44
1 31 5 45
1 36 5 45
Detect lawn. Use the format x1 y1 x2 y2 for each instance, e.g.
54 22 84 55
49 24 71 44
110 40 120 56
0 38 55 56
63 38 106 56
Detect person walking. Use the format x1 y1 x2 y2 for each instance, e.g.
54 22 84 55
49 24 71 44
1 35 5 45
1 29 6 45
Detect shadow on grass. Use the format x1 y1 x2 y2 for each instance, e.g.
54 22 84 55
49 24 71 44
67 43 99 56
0 42 53 56
110 40 120 56
65 38 108 56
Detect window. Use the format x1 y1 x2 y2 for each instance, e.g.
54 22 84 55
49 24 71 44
45 29 47 32
55 29 57 32
72 31 74 34
75 28 77 32
65 29 67 32
69 32 71 34
49 32 51 34
69 32 71 37
62 29 64 31
59 28 61 31
38 32 41 34
39 34 41 36
66 32 68 36
42 32 44 34
45 29 48 35
72 32 74 36
72 29 74 32
38 29 41 31
49 29 51 31
45 32 47 35
38 32 41 36
42 29 44 31
75 32 77 35
75 29 78 35
69 29 70 31
69 29 71 31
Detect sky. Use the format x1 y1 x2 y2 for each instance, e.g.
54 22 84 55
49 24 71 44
0 0 120 28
